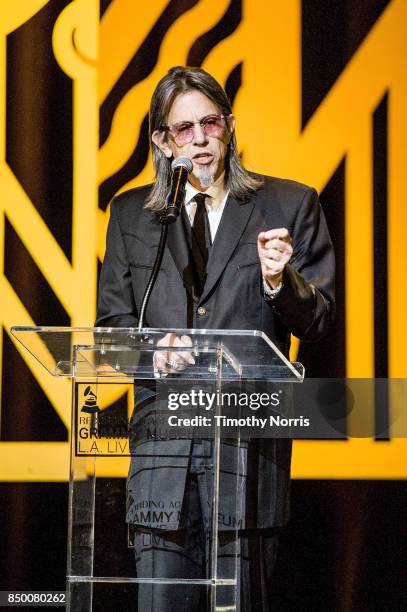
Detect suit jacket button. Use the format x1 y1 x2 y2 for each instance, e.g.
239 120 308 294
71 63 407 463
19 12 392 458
197 307 206 316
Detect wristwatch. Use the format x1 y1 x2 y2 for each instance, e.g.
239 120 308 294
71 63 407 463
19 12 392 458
263 277 283 300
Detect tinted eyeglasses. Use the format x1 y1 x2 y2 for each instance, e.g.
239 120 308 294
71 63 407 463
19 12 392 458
160 114 231 145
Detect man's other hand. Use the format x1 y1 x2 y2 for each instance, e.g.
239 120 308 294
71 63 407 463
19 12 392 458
257 228 293 288
154 333 195 374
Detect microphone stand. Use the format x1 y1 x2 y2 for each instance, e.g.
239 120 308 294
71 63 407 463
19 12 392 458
138 157 191 332
137 219 169 331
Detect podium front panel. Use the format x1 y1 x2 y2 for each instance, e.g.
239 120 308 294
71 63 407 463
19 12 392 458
10 326 302 611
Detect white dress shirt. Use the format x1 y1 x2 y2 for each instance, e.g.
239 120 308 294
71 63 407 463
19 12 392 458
184 172 229 242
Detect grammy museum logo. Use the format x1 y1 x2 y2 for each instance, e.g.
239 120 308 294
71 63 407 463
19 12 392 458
75 385 130 456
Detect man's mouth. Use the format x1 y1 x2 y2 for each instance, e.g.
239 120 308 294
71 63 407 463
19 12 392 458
193 153 214 165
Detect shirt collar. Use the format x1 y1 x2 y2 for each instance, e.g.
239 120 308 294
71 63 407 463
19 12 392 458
184 171 228 207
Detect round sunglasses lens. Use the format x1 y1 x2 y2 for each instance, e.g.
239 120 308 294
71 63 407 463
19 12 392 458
175 127 193 144
202 117 224 136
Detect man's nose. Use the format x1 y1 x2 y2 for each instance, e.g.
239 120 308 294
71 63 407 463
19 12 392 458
192 123 207 145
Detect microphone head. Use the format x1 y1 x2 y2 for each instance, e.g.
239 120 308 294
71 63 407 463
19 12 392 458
171 156 193 172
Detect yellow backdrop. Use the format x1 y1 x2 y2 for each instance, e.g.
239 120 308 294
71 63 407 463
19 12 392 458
1 0 406 481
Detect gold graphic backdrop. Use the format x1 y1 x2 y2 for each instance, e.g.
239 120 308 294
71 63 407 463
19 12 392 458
2 1 407 604
1 0 407 487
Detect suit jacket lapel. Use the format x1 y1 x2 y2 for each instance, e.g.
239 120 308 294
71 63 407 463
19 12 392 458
200 194 255 303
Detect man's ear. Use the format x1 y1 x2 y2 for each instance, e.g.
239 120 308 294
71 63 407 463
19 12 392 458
226 114 236 143
152 130 173 159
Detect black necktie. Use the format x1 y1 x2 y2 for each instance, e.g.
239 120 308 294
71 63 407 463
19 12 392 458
191 193 211 289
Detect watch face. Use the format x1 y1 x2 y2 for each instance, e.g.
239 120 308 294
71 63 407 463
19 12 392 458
263 278 283 298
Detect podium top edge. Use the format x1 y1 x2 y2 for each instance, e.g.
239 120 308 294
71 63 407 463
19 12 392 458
10 326 267 337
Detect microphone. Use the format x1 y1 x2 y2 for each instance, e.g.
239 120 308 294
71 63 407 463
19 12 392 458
162 157 193 224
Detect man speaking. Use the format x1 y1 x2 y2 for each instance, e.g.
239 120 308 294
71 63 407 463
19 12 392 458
97 66 335 611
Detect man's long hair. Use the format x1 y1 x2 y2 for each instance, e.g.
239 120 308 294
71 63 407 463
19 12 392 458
145 66 264 211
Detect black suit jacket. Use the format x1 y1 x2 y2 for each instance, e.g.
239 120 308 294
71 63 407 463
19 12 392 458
97 175 334 348
96 174 335 529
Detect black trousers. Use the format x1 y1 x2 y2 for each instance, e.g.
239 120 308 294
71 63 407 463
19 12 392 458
133 473 280 612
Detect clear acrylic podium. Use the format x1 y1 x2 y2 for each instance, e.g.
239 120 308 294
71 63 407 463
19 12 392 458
11 326 304 611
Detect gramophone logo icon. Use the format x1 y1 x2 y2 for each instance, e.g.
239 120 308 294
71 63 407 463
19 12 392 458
80 386 100 414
